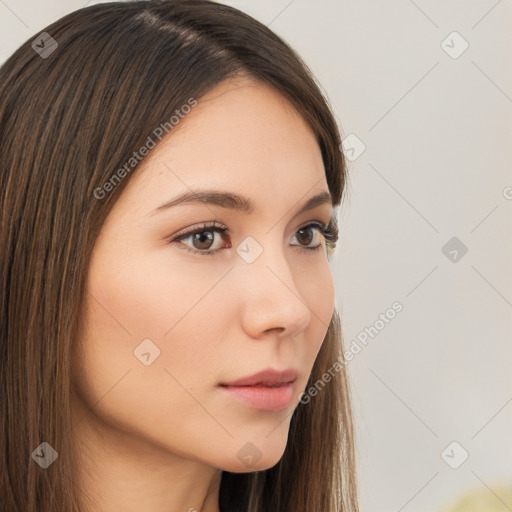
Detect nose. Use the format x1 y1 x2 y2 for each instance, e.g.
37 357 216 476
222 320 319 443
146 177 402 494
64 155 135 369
235 240 313 340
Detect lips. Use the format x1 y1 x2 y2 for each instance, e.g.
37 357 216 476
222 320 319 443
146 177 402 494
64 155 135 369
218 368 299 411
219 368 298 387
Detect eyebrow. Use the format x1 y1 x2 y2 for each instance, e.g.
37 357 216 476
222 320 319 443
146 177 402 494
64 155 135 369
148 189 333 217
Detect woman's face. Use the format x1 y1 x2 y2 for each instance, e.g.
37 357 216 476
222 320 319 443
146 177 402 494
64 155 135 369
73 77 336 472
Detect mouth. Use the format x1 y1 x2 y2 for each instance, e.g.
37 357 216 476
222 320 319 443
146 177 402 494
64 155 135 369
218 368 298 411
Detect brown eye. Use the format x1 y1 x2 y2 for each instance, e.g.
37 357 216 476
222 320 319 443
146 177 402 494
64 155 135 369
170 222 230 256
169 221 335 256
295 226 315 246
189 231 215 251
291 222 338 253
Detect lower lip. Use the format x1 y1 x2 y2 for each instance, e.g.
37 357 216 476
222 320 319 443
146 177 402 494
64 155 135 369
219 383 294 411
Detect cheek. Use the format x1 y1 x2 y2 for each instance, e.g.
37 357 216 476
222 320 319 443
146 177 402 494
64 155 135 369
73 238 335 452
301 256 336 332
74 253 235 425
85 246 233 342
305 262 336 367
318 262 336 319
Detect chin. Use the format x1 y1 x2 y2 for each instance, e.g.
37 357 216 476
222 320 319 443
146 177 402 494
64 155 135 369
216 441 288 474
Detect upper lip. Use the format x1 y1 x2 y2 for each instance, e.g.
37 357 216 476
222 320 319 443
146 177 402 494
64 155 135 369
220 368 299 387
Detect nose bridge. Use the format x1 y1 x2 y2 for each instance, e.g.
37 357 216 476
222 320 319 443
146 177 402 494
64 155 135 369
235 229 295 287
234 232 311 336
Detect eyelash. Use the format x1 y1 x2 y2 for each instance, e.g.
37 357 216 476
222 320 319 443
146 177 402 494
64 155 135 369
169 221 338 257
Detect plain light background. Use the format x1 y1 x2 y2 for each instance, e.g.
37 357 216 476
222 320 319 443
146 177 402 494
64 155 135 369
1 1 511 511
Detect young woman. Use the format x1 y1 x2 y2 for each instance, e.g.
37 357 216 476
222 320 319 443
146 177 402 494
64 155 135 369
0 1 359 511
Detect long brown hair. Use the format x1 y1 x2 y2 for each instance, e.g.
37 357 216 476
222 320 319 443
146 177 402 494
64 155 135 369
0 1 359 510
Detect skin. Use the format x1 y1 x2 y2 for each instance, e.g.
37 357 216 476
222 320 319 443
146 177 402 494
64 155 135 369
70 76 336 512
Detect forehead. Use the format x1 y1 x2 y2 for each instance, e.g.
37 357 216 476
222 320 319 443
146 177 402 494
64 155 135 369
153 76 320 162
111 77 327 218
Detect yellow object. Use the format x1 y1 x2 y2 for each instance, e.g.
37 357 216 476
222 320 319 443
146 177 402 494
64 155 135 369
441 485 512 512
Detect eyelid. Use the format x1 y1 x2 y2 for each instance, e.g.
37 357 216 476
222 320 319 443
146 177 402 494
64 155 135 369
171 220 227 239
170 219 328 241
